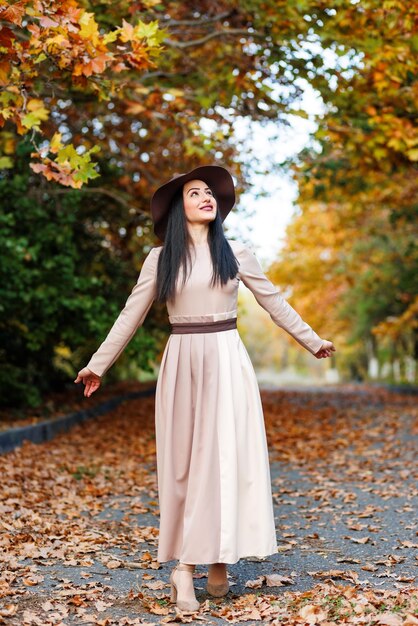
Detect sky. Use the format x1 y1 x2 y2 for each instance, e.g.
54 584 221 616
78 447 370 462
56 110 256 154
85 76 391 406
225 84 324 268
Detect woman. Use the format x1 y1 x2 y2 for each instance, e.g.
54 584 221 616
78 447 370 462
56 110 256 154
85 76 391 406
75 165 336 613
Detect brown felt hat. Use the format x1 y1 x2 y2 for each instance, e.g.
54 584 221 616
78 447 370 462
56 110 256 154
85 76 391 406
150 165 235 241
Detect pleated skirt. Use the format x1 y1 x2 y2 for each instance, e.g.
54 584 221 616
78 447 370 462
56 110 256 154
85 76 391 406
154 328 278 564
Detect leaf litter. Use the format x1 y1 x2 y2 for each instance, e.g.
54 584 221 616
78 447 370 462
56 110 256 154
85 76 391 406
0 383 417 624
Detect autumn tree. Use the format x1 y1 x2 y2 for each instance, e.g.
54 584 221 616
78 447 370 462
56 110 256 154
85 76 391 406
6 1 414 400
4 1 357 406
269 0 418 383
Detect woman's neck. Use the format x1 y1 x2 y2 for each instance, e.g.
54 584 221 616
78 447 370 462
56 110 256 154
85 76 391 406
187 225 209 246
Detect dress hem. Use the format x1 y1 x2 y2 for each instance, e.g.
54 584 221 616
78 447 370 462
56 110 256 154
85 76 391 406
157 548 278 565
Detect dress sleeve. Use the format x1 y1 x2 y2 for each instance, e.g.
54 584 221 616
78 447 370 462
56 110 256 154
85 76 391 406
85 247 159 377
235 243 324 356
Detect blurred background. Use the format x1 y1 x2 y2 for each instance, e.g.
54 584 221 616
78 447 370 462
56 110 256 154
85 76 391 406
1 0 417 410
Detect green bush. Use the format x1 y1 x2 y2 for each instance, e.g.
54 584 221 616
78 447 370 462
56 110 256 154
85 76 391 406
0 142 160 409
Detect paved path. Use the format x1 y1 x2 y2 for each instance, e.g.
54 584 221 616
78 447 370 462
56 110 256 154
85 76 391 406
0 384 417 625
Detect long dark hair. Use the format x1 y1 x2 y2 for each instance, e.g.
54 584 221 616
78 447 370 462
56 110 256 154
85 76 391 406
155 186 239 303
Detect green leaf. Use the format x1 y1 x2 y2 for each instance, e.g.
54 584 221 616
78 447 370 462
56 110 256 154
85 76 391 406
0 156 14 168
134 19 166 47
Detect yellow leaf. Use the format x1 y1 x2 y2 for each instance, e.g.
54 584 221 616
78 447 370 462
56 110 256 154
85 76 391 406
78 11 100 46
21 100 49 130
0 107 13 121
134 85 151 95
45 34 69 52
3 133 15 154
49 132 63 154
406 148 418 161
167 88 184 98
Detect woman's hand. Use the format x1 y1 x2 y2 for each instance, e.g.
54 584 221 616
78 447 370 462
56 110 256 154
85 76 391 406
314 340 336 359
74 367 102 397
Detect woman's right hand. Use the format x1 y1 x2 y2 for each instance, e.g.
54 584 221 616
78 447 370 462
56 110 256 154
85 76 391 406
74 367 102 397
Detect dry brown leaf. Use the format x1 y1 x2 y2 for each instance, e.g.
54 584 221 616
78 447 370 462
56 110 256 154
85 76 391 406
40 600 55 611
361 563 378 572
336 556 361 564
245 607 262 620
67 594 88 607
95 599 113 611
22 575 44 586
299 603 328 624
265 573 294 586
0 604 18 617
160 606 205 622
308 570 359 583
142 580 167 590
245 576 264 589
375 612 403 626
148 602 170 615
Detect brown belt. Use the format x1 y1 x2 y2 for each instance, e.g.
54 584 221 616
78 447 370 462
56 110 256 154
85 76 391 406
170 317 237 334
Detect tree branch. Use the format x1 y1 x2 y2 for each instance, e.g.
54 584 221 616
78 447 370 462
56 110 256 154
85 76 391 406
164 29 262 49
137 70 190 83
161 11 233 28
44 187 149 217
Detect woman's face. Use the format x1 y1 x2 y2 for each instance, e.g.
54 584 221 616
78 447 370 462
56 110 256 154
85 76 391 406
182 179 217 227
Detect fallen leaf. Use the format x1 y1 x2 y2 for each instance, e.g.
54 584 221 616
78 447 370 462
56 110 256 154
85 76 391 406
265 573 294 586
143 579 167 590
299 603 328 624
376 612 403 626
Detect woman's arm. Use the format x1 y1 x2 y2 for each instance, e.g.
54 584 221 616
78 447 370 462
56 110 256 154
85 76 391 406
85 247 160 377
234 242 325 356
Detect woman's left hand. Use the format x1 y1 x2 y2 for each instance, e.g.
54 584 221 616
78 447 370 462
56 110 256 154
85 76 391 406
314 340 336 359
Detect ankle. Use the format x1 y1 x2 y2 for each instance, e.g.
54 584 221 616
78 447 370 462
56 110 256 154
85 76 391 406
177 562 195 572
208 563 227 579
209 563 226 571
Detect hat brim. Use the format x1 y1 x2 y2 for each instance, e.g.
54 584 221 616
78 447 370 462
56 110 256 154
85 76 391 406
150 165 235 241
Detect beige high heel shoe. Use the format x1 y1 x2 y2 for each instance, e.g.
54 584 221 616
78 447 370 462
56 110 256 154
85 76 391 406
206 563 229 597
169 563 200 612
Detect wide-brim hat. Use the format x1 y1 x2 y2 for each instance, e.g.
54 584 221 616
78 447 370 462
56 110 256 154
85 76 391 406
150 165 235 241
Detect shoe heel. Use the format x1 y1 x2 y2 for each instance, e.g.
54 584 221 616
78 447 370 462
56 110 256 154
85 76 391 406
169 569 177 603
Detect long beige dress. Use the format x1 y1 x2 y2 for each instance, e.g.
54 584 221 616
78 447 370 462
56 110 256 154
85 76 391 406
86 239 324 564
